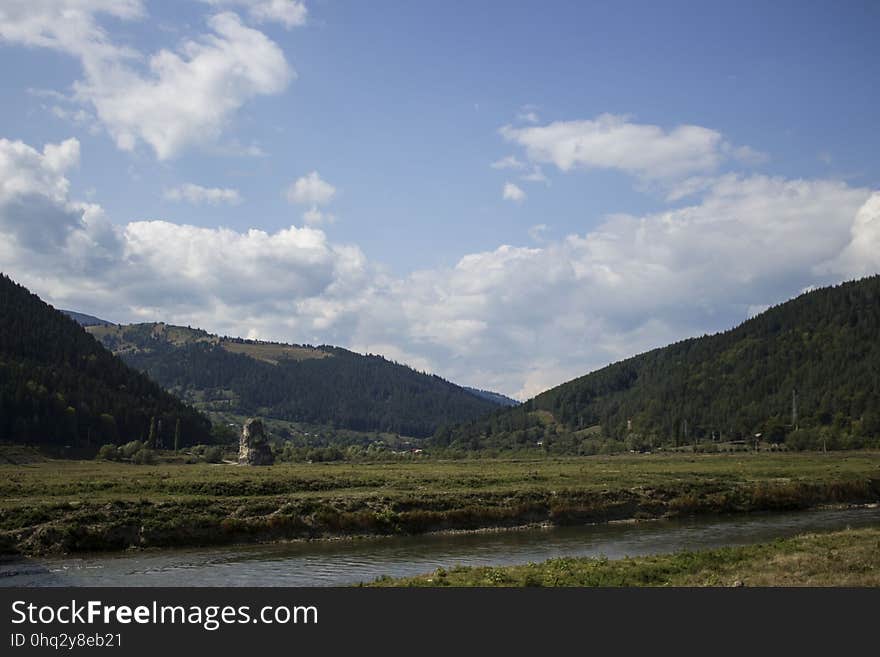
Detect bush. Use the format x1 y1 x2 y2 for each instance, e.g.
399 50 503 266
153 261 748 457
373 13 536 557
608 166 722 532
96 444 120 461
202 446 224 463
306 447 344 462
120 440 144 459
131 448 157 465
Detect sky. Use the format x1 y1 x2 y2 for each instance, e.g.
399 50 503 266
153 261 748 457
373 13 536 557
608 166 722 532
1 0 879 399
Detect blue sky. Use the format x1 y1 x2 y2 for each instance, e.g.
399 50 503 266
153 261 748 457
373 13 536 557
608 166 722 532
1 1 879 397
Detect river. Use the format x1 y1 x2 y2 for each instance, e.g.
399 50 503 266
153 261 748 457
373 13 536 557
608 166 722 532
2 506 879 586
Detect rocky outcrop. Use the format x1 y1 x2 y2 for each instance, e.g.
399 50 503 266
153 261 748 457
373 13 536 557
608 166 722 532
238 418 274 466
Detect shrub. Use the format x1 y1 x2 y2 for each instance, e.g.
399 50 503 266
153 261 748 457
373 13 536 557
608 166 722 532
131 448 157 465
120 440 144 459
202 446 224 463
96 444 120 461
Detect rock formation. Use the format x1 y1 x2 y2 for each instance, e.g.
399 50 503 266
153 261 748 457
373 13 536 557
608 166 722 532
239 418 274 466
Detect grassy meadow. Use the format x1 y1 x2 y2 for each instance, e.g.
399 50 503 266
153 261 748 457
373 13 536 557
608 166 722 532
1 451 879 556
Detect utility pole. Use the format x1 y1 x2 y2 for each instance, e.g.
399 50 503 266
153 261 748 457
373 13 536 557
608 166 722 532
791 387 798 431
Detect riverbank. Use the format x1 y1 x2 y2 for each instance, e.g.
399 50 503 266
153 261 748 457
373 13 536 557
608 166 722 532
1 452 879 556
369 525 880 586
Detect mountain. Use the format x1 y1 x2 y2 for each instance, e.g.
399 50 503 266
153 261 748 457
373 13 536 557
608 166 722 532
462 386 520 407
435 276 880 452
0 274 211 448
87 323 504 438
61 310 115 327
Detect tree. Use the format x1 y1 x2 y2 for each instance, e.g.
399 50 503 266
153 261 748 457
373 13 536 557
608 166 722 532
764 417 787 444
147 416 157 449
174 418 181 451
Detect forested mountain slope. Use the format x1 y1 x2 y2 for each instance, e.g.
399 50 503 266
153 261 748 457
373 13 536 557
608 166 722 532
0 274 211 447
87 323 503 438
435 276 880 452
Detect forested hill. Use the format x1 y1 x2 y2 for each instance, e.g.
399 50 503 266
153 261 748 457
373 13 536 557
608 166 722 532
435 276 880 452
463 387 520 407
86 323 503 438
0 274 211 448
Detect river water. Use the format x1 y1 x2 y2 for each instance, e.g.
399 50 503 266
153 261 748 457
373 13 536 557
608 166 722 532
3 506 879 587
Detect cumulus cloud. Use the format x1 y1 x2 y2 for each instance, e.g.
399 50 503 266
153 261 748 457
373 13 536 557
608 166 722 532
164 183 243 206
200 0 308 28
120 221 361 312
80 12 291 159
502 182 526 203
501 113 763 184
2 137 879 400
354 175 873 398
0 136 122 279
826 193 880 278
0 4 293 159
286 171 336 205
0 137 82 247
0 136 365 340
286 171 338 226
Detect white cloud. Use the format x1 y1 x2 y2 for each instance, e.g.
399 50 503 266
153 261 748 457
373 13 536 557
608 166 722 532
665 176 715 202
302 207 335 226
49 105 99 133
0 1 145 60
200 1 308 28
0 137 79 207
1 4 293 159
502 182 526 203
501 113 760 183
0 136 365 338
286 171 336 205
2 138 879 400
164 183 243 205
0 136 119 263
490 155 525 170
826 192 880 278
356 175 873 398
80 13 291 159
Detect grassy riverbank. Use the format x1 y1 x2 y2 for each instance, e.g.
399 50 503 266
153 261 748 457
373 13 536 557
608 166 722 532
1 451 879 556
369 526 880 586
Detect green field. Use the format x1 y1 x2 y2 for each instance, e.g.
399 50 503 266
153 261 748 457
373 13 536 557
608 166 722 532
370 526 880 587
1 451 879 556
